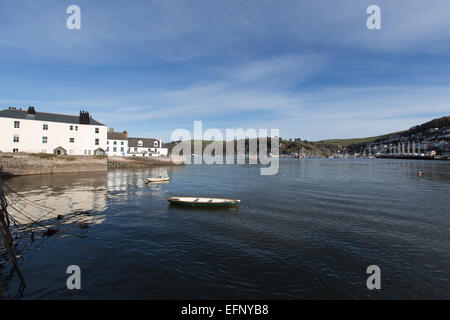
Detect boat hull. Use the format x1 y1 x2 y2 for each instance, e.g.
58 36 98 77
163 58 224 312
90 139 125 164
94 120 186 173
146 177 170 183
168 197 240 207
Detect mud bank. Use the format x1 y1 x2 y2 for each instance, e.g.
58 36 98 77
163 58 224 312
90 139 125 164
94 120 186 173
107 156 185 168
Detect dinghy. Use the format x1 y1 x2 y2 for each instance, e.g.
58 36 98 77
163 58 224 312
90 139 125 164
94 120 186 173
168 197 241 207
146 176 170 183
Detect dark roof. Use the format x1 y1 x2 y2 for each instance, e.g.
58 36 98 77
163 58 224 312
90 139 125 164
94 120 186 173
107 131 128 140
128 137 163 148
0 109 105 126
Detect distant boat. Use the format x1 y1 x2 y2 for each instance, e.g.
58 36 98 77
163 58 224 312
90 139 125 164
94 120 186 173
146 176 170 183
167 197 241 207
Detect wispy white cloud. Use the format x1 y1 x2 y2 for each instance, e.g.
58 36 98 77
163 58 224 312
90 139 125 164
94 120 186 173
2 1 450 62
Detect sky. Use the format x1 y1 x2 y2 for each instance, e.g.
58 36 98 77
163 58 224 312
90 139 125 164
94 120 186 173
1 0 450 141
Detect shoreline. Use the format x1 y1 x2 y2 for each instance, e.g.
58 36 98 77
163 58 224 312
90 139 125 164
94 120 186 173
0 152 185 177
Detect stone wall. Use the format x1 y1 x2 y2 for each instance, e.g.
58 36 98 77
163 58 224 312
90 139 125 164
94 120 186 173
0 152 107 176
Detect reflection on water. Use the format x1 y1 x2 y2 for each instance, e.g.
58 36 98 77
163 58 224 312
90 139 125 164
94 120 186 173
0 160 449 299
2 167 184 227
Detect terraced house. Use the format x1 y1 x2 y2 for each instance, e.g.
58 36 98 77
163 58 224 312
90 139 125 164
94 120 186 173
0 107 107 155
106 128 128 157
127 137 168 157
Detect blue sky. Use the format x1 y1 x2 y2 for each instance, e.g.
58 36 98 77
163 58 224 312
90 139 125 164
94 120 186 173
1 0 450 141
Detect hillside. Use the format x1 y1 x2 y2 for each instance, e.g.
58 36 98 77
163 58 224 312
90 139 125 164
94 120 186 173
165 138 331 156
164 116 449 156
315 115 450 151
315 134 392 149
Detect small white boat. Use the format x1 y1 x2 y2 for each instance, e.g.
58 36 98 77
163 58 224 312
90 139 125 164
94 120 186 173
146 176 170 183
168 197 240 207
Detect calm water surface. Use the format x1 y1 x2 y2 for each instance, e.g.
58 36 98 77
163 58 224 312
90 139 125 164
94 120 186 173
0 159 449 299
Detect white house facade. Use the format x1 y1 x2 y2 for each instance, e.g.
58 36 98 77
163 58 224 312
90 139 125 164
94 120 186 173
128 137 168 157
106 128 128 157
0 107 107 155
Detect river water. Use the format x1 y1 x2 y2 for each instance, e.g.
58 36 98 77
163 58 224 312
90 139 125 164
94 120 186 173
0 159 449 299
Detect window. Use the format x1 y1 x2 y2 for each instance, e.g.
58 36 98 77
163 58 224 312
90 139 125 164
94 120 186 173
95 128 99 133
12 148 18 153
113 141 117 145
121 141 124 145
42 136 47 144
70 125 73 130
84 150 87 155
70 138 75 143
113 147 117 152
14 121 20 128
106 147 109 151
134 147 138 152
43 124 48 130
138 140 143 146
88 150 91 155
107 141 109 145
75 126 78 131
121 147 124 152
13 135 19 143
95 138 99 145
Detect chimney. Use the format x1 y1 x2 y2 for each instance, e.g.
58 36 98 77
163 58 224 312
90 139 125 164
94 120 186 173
109 128 114 133
79 111 90 124
123 130 128 139
27 106 36 114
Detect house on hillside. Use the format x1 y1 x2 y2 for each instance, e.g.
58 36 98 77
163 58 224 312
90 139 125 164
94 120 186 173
0 106 107 155
127 137 168 157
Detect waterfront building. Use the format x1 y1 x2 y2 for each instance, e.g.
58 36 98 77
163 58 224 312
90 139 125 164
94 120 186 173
0 107 107 155
127 137 168 157
106 128 128 157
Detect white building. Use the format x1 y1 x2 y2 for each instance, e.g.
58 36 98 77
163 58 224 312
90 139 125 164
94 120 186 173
106 128 128 157
127 137 168 157
0 107 107 155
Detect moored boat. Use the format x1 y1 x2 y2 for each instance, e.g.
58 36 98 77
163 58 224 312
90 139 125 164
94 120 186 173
167 197 240 207
146 176 170 183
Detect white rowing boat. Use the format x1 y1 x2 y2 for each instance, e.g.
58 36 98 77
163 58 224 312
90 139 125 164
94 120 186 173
146 176 170 183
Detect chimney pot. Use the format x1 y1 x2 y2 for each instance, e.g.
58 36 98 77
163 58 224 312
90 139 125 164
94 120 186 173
27 106 36 114
79 110 90 124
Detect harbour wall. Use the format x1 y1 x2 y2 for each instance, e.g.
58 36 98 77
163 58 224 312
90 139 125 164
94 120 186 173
1 153 185 176
0 152 107 176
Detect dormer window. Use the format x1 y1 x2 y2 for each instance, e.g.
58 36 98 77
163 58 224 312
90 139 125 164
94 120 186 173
153 141 159 147
138 140 143 147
